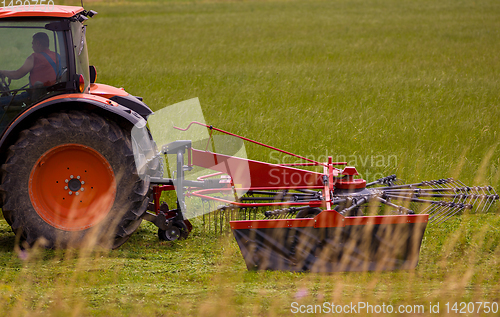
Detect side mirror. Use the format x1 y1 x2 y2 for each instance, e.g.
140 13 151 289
89 65 97 84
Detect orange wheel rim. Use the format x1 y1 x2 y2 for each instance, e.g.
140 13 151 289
29 144 117 231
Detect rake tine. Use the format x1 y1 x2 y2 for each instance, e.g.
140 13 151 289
474 190 486 212
418 202 435 214
478 197 488 213
433 196 472 222
449 178 458 185
433 207 464 225
476 188 488 212
431 190 462 219
466 193 477 210
481 190 491 212
430 204 461 222
456 179 469 189
486 196 498 212
481 194 496 213
427 202 451 218
433 199 473 224
464 186 479 210
447 181 464 198
484 189 499 212
480 187 497 212
429 200 465 222
428 201 456 220
457 180 475 197
429 208 450 223
488 186 498 196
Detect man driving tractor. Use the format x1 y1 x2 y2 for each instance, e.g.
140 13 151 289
0 32 60 130
0 32 60 88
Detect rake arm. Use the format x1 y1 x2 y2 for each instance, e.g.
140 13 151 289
374 196 414 215
364 177 499 223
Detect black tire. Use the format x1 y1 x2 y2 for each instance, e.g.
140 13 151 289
0 111 150 249
158 221 189 241
295 207 322 219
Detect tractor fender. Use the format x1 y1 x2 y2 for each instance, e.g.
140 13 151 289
0 93 147 164
89 83 153 119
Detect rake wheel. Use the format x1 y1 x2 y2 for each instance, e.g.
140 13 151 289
158 221 189 241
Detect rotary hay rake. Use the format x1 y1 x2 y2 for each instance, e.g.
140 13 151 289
148 120 498 273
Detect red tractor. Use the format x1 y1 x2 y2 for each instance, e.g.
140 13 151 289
0 5 175 248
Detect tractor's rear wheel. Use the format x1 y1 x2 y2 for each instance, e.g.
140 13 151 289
0 111 150 249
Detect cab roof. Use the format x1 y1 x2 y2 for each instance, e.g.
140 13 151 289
0 5 84 19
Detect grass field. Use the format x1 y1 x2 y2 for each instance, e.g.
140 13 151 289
1 0 500 315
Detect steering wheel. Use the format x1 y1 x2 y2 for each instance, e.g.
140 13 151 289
0 75 11 97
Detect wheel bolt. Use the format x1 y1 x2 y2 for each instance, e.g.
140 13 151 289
65 179 69 183
77 176 81 179
64 186 68 190
69 191 73 195
75 192 79 196
70 175 74 178
81 188 85 192
81 181 85 185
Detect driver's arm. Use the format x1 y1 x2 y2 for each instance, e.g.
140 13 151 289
0 55 34 80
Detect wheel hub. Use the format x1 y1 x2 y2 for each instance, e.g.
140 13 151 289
29 144 117 231
68 177 82 192
165 226 180 241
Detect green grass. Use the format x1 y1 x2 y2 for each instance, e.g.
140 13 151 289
1 0 500 315
1 216 500 316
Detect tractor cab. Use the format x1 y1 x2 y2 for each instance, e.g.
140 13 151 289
0 6 93 133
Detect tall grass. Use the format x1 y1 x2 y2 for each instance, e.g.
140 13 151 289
1 0 500 315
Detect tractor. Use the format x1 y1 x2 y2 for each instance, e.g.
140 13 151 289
0 5 181 249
